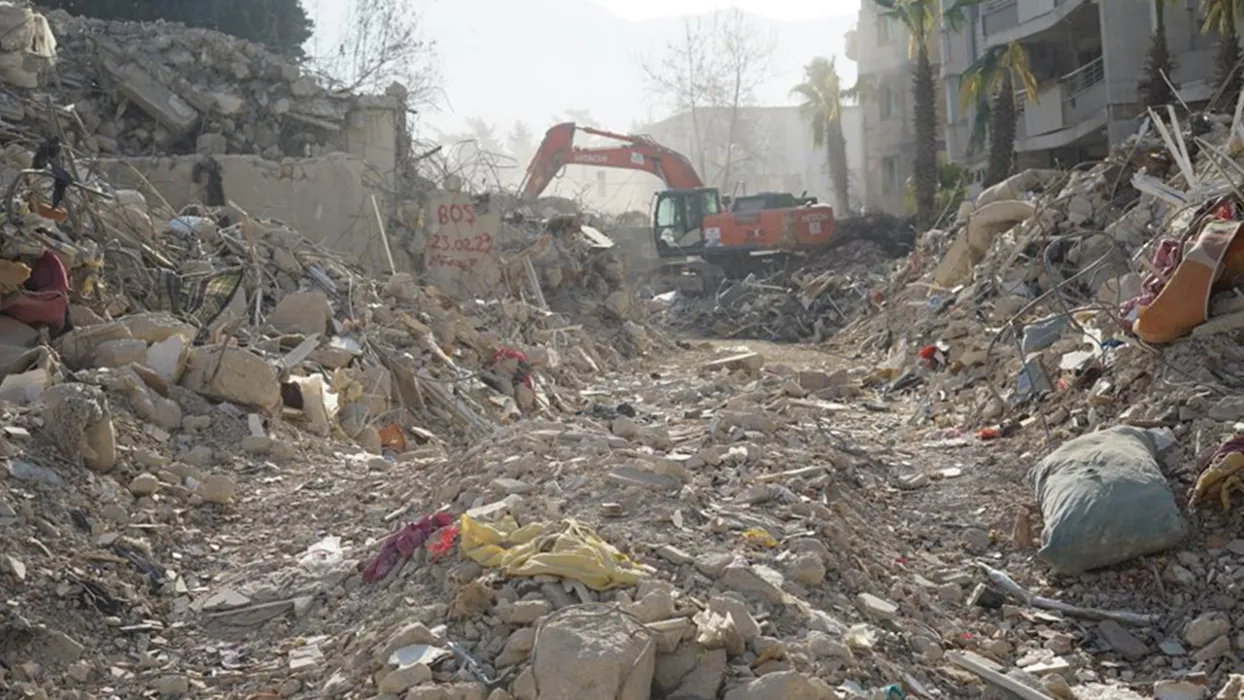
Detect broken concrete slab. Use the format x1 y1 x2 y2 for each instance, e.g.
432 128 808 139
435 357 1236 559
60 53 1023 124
101 55 199 134
180 346 280 409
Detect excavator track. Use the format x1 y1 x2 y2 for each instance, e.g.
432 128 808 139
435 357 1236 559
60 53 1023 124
650 250 799 296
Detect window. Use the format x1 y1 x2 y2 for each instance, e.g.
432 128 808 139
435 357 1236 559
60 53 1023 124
882 156 901 194
945 76 960 125
655 195 680 228
880 86 899 120
699 190 721 215
877 15 894 44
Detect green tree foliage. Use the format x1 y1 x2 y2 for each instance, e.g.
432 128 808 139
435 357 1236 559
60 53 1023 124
957 41 1039 187
37 0 313 57
791 56 851 213
1202 0 1243 111
1138 0 1178 108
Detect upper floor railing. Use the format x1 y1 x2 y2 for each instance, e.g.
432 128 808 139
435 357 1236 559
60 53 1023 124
982 0 1072 39
1012 55 1105 141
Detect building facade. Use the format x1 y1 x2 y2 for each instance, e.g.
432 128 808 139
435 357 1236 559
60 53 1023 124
849 2 946 215
940 0 1218 191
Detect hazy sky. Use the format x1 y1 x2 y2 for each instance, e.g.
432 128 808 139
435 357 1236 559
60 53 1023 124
304 0 859 136
593 0 854 20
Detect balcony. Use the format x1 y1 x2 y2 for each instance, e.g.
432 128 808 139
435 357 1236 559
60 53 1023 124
982 0 1019 35
1014 56 1106 149
845 28 858 62
982 0 1086 48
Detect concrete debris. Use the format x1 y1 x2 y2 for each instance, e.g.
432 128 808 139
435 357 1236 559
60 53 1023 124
11 10 404 161
7 7 1244 700
663 214 915 342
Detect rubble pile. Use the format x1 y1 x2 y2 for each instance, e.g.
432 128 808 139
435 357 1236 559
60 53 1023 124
156 349 978 700
664 243 907 343
790 107 1244 693
6 6 405 159
828 123 1193 435
12 6 1244 700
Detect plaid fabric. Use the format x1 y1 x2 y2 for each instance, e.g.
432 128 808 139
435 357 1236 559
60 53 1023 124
156 267 244 331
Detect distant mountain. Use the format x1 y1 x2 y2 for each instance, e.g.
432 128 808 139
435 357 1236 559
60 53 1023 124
412 0 856 136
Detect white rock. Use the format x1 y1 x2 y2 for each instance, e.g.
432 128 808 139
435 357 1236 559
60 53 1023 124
531 605 654 700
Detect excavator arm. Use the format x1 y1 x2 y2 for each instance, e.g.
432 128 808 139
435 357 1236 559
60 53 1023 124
520 122 705 200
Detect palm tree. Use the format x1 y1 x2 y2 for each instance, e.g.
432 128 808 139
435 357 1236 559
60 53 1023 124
791 57 851 213
1202 0 1242 110
872 0 939 228
1139 0 1178 107
957 41 1039 187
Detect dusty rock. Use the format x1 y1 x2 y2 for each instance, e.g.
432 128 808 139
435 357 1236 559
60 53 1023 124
128 472 160 496
721 670 831 700
92 338 148 368
1183 612 1231 648
146 335 189 383
40 382 117 472
695 552 734 578
788 552 826 586
671 647 727 699
199 473 237 505
152 675 189 695
495 627 536 667
530 605 655 700
377 663 432 693
857 593 899 621
498 599 551 625
1098 620 1148 660
1192 634 1231 662
721 564 786 604
1154 679 1208 700
181 346 280 408
267 290 332 335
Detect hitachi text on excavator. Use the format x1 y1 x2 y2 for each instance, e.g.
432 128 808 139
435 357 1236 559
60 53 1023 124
519 122 838 281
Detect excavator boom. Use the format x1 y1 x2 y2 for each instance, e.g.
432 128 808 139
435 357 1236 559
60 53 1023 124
520 122 704 199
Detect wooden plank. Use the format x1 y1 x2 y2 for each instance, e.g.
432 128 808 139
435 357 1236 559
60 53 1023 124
947 651 1055 700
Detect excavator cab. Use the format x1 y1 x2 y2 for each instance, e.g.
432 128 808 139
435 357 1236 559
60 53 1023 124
652 187 723 258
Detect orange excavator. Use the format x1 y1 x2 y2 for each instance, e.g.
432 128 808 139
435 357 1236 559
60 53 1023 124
520 122 836 272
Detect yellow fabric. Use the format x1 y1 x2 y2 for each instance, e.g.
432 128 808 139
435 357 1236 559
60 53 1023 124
459 514 648 590
741 528 778 548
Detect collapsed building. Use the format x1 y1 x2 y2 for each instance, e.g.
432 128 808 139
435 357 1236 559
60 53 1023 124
8 2 1244 700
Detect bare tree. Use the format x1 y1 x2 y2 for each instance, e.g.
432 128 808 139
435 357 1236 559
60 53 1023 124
714 9 775 189
310 0 441 113
640 10 776 189
641 17 720 178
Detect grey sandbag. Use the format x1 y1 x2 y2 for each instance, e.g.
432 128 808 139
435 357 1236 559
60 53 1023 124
1028 425 1187 574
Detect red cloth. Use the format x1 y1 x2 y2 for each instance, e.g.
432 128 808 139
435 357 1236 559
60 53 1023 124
361 512 454 583
427 525 459 560
1 251 69 333
491 347 534 389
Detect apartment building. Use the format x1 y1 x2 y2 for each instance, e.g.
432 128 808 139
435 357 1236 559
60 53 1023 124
940 0 1217 187
848 2 946 215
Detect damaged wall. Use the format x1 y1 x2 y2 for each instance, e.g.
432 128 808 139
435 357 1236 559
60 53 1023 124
91 153 411 274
